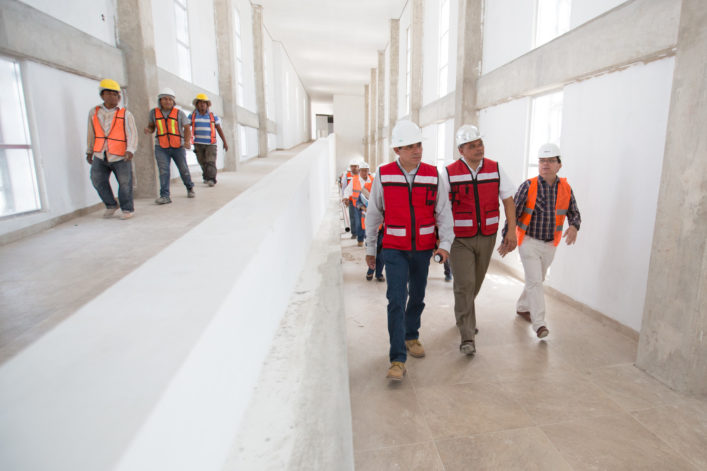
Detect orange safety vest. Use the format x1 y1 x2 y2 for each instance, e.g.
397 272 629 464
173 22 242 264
92 106 127 156
191 112 216 144
360 178 374 230
350 175 362 203
154 108 182 149
516 176 572 247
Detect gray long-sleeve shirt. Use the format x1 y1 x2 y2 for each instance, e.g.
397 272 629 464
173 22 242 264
365 159 454 256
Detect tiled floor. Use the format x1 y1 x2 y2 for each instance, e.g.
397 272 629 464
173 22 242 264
342 240 707 471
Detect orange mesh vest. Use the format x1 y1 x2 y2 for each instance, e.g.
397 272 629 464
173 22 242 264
92 107 127 156
516 177 572 247
155 108 182 148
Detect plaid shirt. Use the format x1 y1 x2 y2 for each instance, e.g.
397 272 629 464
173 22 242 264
510 176 581 241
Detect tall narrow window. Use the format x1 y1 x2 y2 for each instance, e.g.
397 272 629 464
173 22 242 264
174 0 192 81
234 7 244 106
437 122 447 170
527 91 563 178
535 0 571 47
438 0 450 97
405 26 411 116
0 57 41 217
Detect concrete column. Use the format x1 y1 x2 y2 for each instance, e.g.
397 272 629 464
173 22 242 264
369 68 378 169
376 51 385 166
454 0 483 128
117 0 160 198
252 5 268 158
636 0 707 395
388 18 400 164
213 0 240 171
409 0 424 125
363 84 369 163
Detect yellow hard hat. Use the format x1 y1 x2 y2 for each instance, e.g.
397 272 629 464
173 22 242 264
193 93 211 106
98 78 121 95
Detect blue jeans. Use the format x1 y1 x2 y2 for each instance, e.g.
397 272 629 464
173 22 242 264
90 156 134 212
381 248 433 363
348 203 361 239
367 230 385 278
154 146 194 197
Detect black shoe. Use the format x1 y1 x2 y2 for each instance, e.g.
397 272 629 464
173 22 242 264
366 274 373 281
375 276 385 282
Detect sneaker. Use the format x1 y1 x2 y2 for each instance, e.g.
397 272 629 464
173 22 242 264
405 339 425 358
207 181 215 187
460 341 476 356
357 241 363 247
155 196 172 205
386 361 406 381
187 188 196 198
120 211 134 220
103 208 118 218
375 276 385 282
444 274 452 282
536 326 549 338
366 273 373 281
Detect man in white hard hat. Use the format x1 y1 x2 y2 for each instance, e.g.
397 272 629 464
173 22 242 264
442 124 518 355
85 79 139 220
503 143 581 338
343 160 372 246
341 159 361 240
365 120 454 381
143 88 195 204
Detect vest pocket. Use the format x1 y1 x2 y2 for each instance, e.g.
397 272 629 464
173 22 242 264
418 224 436 248
453 211 475 227
386 225 406 237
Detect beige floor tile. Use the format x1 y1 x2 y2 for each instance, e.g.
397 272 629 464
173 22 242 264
542 413 698 470
415 382 533 439
350 389 433 451
436 427 573 471
585 363 684 411
347 348 414 393
552 328 638 372
500 374 623 425
631 397 707 470
354 441 444 471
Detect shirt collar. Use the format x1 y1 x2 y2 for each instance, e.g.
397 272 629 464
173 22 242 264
461 157 484 174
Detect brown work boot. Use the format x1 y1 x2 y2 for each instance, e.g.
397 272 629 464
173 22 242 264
386 361 406 381
405 339 426 358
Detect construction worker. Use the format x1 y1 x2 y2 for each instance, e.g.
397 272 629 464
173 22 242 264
85 79 138 220
188 93 229 187
355 162 384 281
501 143 581 338
143 88 195 204
341 159 361 240
343 159 372 246
365 120 454 381
442 125 518 355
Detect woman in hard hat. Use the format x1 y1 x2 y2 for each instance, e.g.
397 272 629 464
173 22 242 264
188 93 229 187
85 79 138 220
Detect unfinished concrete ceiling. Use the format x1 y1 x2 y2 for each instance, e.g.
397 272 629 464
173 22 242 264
253 0 407 99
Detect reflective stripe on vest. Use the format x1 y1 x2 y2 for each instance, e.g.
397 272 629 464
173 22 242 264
516 177 572 247
446 158 500 237
155 108 182 148
92 106 127 156
191 111 216 145
350 175 362 202
379 161 438 251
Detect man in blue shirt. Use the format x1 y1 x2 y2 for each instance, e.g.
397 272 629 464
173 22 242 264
188 93 229 187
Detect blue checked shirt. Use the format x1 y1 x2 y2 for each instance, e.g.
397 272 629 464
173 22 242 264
506 176 581 240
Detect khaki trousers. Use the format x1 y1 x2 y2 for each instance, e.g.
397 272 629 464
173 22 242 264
449 233 497 343
517 236 557 331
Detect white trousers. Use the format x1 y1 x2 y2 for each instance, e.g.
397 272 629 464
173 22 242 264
517 236 557 331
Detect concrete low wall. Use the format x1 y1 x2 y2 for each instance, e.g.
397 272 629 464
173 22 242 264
0 135 353 470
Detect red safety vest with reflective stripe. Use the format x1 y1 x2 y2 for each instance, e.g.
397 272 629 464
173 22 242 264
446 158 500 237
379 161 438 251
190 112 216 144
92 107 127 156
516 176 572 247
154 108 182 148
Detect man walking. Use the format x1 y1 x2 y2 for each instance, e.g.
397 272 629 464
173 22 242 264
365 120 454 381
503 143 581 338
85 79 138 220
143 88 195 204
443 125 518 355
188 93 228 187
343 160 373 246
341 159 361 240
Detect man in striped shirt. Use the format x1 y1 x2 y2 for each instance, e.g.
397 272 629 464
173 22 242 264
188 93 229 187
501 143 581 338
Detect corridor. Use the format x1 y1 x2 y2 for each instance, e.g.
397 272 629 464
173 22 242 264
342 238 707 470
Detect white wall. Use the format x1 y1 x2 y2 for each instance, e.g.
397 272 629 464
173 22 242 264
482 0 534 74
310 100 333 140
397 4 412 119
263 27 276 121
570 0 628 28
187 0 219 93
274 42 309 150
234 0 257 113
19 0 117 46
333 94 364 175
422 0 439 106
239 125 259 161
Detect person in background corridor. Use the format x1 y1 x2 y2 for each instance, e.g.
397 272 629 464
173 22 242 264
341 159 361 240
365 120 454 381
356 162 384 281
442 124 517 356
501 143 581 338
85 78 138 220
143 88 195 204
188 93 228 187
343 160 373 247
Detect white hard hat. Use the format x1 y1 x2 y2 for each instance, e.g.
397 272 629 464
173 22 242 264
538 143 561 159
359 161 370 170
455 124 482 147
158 87 176 100
348 158 360 167
390 120 423 148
